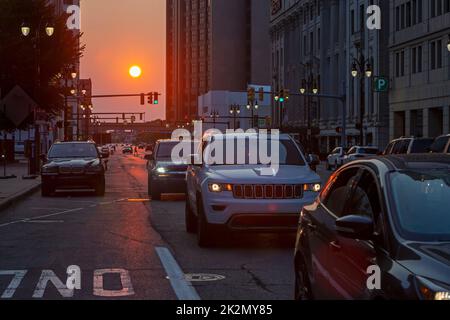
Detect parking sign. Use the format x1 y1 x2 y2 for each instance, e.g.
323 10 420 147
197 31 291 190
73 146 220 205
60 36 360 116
374 77 388 92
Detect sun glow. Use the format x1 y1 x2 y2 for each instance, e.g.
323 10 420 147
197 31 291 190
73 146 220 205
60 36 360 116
129 65 142 78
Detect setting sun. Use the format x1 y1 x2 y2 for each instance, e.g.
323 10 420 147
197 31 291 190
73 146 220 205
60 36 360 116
129 65 142 78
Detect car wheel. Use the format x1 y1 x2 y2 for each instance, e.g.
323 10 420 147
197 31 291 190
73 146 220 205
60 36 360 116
95 177 106 196
197 198 216 247
185 198 197 234
41 183 53 197
294 259 313 301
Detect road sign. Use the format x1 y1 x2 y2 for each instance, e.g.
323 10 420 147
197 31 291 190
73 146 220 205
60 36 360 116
373 77 389 92
2 85 37 126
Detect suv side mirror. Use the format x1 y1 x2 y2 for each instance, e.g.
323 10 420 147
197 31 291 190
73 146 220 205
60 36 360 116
308 154 320 166
336 215 374 241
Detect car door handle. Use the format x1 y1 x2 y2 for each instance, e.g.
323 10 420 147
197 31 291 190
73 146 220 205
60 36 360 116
329 241 342 252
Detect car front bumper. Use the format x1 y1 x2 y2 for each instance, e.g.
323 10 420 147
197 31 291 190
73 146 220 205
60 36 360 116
151 173 186 193
202 191 317 232
42 173 103 190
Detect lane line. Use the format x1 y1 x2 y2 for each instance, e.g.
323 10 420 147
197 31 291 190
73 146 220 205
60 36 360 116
0 207 83 228
155 247 201 301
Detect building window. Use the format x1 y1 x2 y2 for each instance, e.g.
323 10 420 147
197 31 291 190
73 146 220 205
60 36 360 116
396 50 405 77
406 1 411 27
431 41 436 69
411 45 423 74
351 10 356 33
395 7 400 31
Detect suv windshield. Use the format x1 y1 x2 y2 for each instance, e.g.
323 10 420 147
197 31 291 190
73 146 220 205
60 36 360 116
389 169 450 242
205 138 306 166
48 143 99 159
156 142 180 160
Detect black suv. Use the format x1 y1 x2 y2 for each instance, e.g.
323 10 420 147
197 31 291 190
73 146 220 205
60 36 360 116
41 141 106 197
294 154 450 300
146 140 188 200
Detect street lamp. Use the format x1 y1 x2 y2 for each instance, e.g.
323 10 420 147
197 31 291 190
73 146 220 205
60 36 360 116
20 21 55 177
45 24 55 37
351 44 373 146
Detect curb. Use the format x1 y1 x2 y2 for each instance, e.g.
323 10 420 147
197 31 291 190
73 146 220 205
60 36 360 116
0 182 41 212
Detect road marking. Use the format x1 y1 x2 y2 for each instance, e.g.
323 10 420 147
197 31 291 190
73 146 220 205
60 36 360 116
0 207 83 228
24 220 65 224
0 270 27 299
32 270 74 298
155 247 200 300
31 207 71 211
93 269 135 297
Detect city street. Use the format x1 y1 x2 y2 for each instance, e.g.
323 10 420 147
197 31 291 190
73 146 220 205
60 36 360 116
0 151 331 300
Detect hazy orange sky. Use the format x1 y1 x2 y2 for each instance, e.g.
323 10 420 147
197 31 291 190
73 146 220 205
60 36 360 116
80 0 166 121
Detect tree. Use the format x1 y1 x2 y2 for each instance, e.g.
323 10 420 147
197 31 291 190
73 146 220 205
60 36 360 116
0 0 85 130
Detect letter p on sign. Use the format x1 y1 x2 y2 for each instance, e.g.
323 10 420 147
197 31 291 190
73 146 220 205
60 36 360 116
374 77 389 92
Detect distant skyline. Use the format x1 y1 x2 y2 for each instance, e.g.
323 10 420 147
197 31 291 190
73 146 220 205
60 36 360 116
80 0 166 121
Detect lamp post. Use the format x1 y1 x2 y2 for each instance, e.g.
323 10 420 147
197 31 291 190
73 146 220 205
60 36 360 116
300 68 319 153
210 110 219 129
61 66 77 141
351 43 373 146
21 20 54 175
229 104 241 129
246 101 259 129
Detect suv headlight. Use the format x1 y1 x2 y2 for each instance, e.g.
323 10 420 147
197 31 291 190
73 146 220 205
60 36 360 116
156 167 167 174
86 163 103 173
304 183 322 193
416 276 450 300
208 183 233 193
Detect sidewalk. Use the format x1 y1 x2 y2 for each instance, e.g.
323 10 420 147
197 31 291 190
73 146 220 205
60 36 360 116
0 163 41 212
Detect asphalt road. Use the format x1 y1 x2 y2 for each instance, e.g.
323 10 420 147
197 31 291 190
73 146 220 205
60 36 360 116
0 151 332 300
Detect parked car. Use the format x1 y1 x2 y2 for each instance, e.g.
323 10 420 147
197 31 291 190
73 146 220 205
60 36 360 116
429 134 450 154
41 141 106 197
294 154 450 300
341 146 379 165
122 146 133 154
185 132 321 247
146 140 189 200
326 147 349 170
383 137 434 155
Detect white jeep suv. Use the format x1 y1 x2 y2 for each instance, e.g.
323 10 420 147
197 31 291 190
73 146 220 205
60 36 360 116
185 132 322 247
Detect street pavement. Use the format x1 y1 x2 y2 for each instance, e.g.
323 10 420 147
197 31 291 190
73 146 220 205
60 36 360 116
0 151 332 300
0 163 41 211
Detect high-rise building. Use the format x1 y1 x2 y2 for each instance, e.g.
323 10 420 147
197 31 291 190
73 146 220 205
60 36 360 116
166 0 271 123
51 0 81 141
389 0 450 139
270 0 390 153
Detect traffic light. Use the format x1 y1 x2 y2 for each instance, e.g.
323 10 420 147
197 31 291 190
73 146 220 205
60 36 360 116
153 92 159 105
140 93 145 105
147 92 153 104
247 87 255 103
279 89 285 103
284 89 290 101
258 87 264 102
